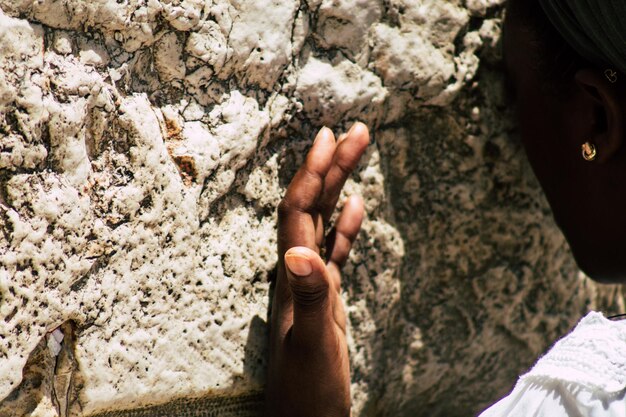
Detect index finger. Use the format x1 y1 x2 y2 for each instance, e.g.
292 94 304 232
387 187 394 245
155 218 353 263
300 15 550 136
274 127 336 316
277 127 336 254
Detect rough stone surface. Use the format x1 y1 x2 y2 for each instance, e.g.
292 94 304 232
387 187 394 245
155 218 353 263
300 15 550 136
0 1 623 417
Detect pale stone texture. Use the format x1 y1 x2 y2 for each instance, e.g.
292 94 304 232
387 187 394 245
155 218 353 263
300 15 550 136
0 1 623 417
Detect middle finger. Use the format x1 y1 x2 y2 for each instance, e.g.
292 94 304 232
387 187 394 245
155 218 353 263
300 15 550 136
318 122 370 223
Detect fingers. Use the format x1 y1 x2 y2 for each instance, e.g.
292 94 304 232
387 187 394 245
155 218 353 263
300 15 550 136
326 195 365 286
318 122 370 223
284 246 337 345
277 127 336 253
274 124 366 338
275 127 336 315
283 195 363 340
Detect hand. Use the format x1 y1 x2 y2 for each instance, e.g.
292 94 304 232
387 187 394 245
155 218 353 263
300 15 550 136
267 123 370 417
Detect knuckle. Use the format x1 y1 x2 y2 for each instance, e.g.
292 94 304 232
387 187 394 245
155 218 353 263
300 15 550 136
333 258 347 269
333 256 349 269
277 199 293 217
339 228 359 244
335 159 354 177
289 279 329 309
278 196 311 217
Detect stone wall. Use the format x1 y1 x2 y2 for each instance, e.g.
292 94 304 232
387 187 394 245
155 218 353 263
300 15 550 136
0 1 623 416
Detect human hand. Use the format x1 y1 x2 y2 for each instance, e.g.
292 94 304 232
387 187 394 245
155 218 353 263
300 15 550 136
267 123 370 417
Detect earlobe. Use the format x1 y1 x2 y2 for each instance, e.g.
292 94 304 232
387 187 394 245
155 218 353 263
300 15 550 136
574 68 624 163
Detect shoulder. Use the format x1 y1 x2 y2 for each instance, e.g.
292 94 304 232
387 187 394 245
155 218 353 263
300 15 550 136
479 312 626 417
523 311 626 392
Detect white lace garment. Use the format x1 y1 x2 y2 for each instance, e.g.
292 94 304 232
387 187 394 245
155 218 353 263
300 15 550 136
479 312 626 417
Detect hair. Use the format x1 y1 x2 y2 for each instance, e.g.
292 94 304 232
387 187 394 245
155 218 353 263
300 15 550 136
506 0 596 95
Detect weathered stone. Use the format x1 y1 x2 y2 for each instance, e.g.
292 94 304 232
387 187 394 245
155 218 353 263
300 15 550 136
0 1 623 417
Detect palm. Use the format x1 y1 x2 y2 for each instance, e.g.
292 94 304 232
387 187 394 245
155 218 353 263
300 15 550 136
267 124 370 417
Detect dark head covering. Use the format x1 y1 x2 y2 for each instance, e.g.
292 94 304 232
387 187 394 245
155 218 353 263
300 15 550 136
538 0 626 74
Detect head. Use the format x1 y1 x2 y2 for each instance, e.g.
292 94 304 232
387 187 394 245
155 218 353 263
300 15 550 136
503 0 626 283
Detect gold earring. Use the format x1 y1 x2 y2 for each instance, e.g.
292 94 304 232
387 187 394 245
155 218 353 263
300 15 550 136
582 142 597 161
605 68 618 83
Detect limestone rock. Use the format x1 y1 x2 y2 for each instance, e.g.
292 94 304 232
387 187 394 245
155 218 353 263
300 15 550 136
0 1 623 417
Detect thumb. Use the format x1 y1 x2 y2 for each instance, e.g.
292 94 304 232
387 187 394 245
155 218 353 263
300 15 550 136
284 246 334 345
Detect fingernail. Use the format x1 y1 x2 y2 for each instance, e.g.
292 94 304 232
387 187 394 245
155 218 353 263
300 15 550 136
314 126 328 145
285 254 313 276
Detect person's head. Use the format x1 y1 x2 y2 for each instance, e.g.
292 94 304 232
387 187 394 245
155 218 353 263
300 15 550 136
503 0 626 283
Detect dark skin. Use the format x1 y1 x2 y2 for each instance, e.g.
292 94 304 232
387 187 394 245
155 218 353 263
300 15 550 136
503 14 626 283
267 9 626 417
267 124 369 417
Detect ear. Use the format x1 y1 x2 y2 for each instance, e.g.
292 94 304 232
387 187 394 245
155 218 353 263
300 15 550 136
574 68 624 163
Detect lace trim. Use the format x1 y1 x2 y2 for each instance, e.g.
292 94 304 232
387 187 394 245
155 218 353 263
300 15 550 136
520 312 626 393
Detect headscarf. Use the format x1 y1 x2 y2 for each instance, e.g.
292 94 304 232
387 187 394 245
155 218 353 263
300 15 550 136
538 0 626 74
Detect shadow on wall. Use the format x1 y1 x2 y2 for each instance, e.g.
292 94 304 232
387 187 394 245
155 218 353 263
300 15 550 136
0 321 80 417
342 62 623 416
